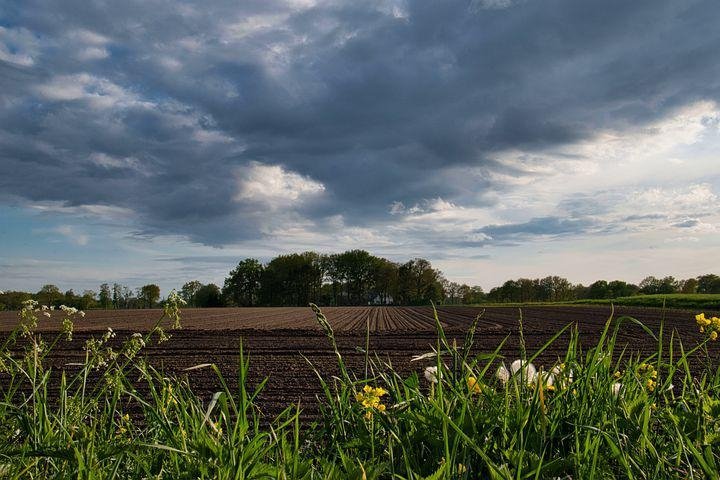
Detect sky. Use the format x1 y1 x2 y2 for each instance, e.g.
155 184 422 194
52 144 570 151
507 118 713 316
1 0 720 295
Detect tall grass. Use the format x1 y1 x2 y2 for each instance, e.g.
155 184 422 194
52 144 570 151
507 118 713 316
1 297 719 478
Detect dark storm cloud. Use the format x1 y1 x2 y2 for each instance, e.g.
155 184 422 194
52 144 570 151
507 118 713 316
1 0 720 245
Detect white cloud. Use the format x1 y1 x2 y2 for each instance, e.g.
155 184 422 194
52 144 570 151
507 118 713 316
89 153 147 173
234 162 325 207
54 225 89 246
76 47 109 61
29 202 136 222
0 26 39 67
68 29 110 45
629 184 718 213
36 74 148 110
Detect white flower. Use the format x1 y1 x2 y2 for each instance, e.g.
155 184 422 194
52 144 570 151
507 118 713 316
496 364 510 384
496 360 538 385
510 359 537 383
43 311 51 318
424 366 439 384
612 382 622 397
497 360 538 385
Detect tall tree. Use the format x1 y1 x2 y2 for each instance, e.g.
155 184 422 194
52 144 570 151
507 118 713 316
223 259 264 306
396 258 445 305
260 252 323 306
194 283 223 307
98 283 112 309
180 280 203 307
37 284 62 307
697 274 720 294
139 284 161 308
679 278 699 294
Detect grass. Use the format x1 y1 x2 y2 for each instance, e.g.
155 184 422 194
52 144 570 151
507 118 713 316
571 294 720 310
460 294 720 310
0 295 719 478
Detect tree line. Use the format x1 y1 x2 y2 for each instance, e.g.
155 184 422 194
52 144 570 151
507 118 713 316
2 251 720 310
485 274 720 303
212 251 449 307
0 283 162 311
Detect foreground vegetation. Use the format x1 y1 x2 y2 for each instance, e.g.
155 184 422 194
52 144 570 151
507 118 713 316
1 295 720 478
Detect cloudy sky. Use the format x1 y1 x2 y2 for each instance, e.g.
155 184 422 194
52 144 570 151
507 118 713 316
1 0 719 294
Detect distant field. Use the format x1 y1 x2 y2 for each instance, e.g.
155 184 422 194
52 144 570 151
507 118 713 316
570 293 720 310
462 294 720 310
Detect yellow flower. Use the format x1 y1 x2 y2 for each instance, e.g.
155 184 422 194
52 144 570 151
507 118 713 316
613 370 623 379
711 331 718 341
356 384 388 418
466 376 481 394
457 464 467 474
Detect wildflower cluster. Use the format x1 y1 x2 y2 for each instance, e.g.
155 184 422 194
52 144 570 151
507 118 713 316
355 384 388 419
116 413 131 438
59 304 83 341
84 328 118 369
164 289 186 330
696 312 720 341
123 333 146 359
19 299 40 337
637 362 658 392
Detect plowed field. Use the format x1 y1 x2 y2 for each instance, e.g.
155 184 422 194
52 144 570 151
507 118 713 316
2 306 718 420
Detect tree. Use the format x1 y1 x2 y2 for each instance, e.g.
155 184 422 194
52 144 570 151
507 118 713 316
639 276 678 295
79 290 97 310
37 284 62 307
332 250 378 305
587 280 609 299
223 259 264 306
537 276 574 302
396 258 445 305
607 280 638 298
444 282 463 304
180 280 203 307
139 284 161 308
0 290 32 310
679 278 699 294
99 283 112 309
697 274 720 294
260 252 323 306
194 284 223 307
371 258 398 305
460 285 485 304
112 283 123 309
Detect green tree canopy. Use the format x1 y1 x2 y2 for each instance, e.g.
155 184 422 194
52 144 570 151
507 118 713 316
223 259 264 306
